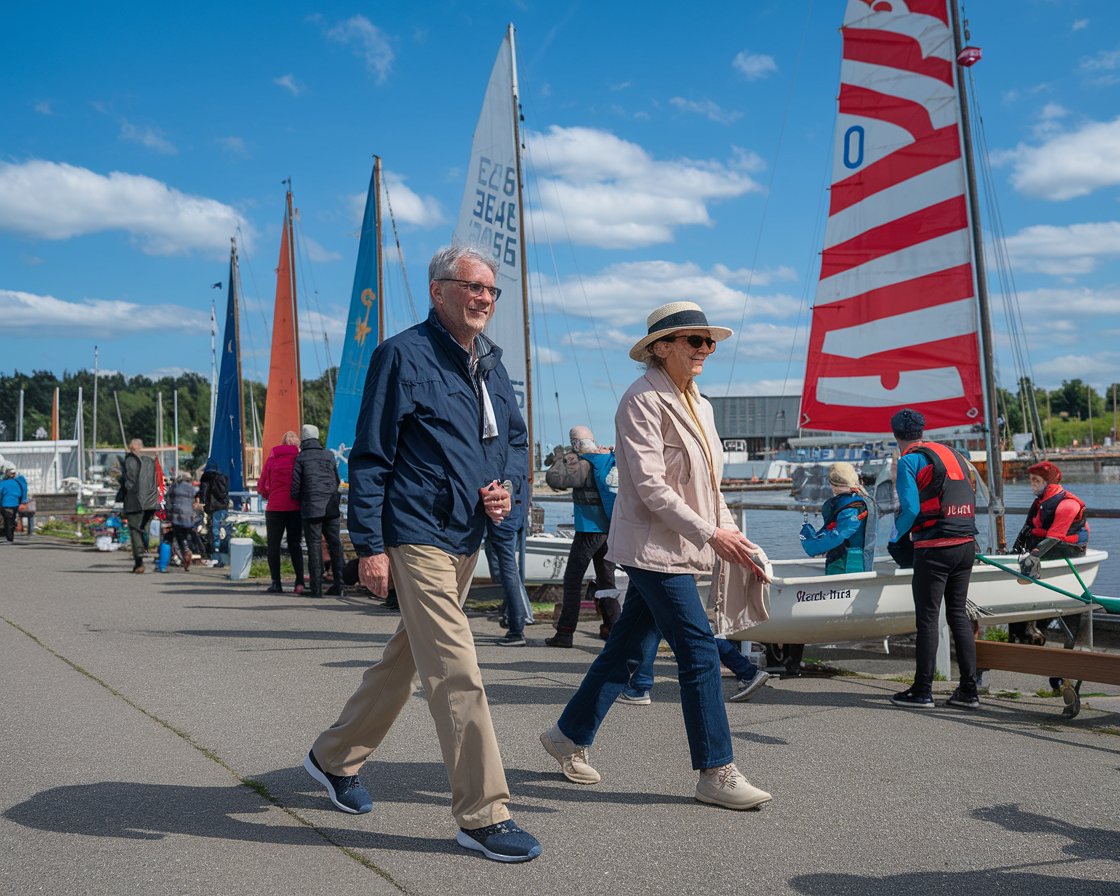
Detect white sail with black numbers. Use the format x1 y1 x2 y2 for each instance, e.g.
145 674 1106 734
452 24 528 415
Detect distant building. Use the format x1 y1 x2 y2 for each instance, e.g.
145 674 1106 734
706 395 801 457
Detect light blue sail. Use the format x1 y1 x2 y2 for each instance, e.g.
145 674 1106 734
326 161 380 483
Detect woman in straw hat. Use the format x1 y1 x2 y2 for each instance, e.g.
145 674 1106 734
541 301 773 811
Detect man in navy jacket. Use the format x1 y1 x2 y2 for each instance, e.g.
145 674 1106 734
301 245 539 863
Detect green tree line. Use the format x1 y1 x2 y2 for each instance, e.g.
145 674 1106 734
0 368 339 466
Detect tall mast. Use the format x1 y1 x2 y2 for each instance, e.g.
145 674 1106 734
508 22 533 475
951 1 1005 551
231 237 246 475
374 156 385 343
91 345 99 471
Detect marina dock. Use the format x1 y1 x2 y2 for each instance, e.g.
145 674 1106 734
2 538 1119 895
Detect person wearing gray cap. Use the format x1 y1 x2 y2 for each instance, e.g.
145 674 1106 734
543 425 619 648
290 423 344 597
887 408 980 710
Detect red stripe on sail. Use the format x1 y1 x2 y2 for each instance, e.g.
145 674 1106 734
830 126 960 215
820 196 968 280
843 28 954 85
812 264 974 330
838 84 938 141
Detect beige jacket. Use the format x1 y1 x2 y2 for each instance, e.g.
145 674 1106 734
708 551 773 637
606 366 737 574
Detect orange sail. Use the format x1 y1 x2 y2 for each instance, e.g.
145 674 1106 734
262 188 302 453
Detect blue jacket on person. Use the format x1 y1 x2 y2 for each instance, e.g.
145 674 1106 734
346 308 528 557
575 451 617 533
0 478 23 508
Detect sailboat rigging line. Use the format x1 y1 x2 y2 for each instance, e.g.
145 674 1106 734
292 212 334 382
724 0 815 392
381 176 418 326
965 66 1046 457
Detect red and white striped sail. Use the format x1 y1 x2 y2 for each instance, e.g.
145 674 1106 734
800 0 983 435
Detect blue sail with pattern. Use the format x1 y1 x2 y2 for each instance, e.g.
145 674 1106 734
326 159 381 483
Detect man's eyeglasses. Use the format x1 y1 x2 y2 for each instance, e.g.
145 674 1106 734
436 278 502 301
662 334 716 350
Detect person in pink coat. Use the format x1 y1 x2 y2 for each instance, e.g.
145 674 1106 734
257 430 306 593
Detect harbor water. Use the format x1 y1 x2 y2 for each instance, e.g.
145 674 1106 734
541 477 1119 598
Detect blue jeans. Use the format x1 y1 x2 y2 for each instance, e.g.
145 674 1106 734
484 520 528 636
208 509 229 555
557 565 734 770
628 628 757 690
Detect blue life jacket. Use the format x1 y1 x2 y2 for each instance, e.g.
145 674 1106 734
821 491 876 574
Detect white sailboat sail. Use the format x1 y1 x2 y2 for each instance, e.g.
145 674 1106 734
800 0 984 436
452 24 529 418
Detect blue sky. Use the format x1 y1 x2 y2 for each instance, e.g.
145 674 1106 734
3 1 1120 449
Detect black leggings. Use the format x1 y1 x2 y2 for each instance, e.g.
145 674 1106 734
265 510 305 586
912 540 977 694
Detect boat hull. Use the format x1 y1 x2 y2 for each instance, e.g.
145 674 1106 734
727 548 1109 644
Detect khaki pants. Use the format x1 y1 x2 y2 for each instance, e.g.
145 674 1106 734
311 543 511 829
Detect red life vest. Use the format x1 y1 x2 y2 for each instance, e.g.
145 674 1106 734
904 441 978 542
1029 486 1086 544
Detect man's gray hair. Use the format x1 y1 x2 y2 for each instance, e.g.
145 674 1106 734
428 245 498 283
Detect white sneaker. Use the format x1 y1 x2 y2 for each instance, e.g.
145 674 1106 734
729 670 770 703
696 763 771 810
540 724 600 784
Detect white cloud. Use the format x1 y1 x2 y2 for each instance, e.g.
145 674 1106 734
303 236 341 262
298 308 345 341
1008 284 1120 317
1031 103 1068 139
1033 352 1120 383
326 15 394 83
34 100 52 115
0 160 252 257
273 74 305 96
669 97 742 125
1003 222 1120 274
119 119 176 155
217 136 249 157
1072 18 1089 31
525 126 763 248
1 289 210 337
732 51 777 80
1002 116 1120 199
378 170 446 228
1080 46 1120 84
531 260 803 328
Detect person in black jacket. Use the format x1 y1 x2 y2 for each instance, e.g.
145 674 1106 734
290 424 344 597
197 466 230 567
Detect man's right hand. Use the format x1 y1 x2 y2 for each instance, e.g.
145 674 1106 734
358 553 391 597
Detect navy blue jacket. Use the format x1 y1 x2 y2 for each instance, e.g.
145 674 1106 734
347 309 528 557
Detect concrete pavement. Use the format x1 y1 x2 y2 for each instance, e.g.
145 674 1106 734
2 537 1119 895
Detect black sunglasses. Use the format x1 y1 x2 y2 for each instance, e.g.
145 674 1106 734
662 334 716 350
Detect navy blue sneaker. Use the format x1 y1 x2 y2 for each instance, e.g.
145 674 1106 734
945 688 981 709
890 687 934 709
302 751 372 814
456 820 541 863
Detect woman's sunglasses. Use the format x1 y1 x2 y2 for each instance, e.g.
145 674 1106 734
662 334 716 350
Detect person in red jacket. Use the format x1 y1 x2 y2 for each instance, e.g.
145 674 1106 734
1009 460 1089 644
257 430 306 594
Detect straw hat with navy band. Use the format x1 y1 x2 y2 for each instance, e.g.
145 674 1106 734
628 301 733 362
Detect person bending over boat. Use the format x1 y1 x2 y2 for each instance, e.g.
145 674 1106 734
768 461 879 677
301 245 540 863
887 409 981 711
544 425 620 647
799 462 876 574
1008 460 1090 645
540 301 773 811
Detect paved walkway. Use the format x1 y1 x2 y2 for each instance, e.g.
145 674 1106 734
2 538 1119 895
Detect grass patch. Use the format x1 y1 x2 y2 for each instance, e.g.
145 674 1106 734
1035 687 1062 698
994 690 1021 699
887 674 916 684
982 626 1009 642
249 557 294 579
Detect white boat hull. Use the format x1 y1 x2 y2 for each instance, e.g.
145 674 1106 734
728 548 1109 644
475 532 580 585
